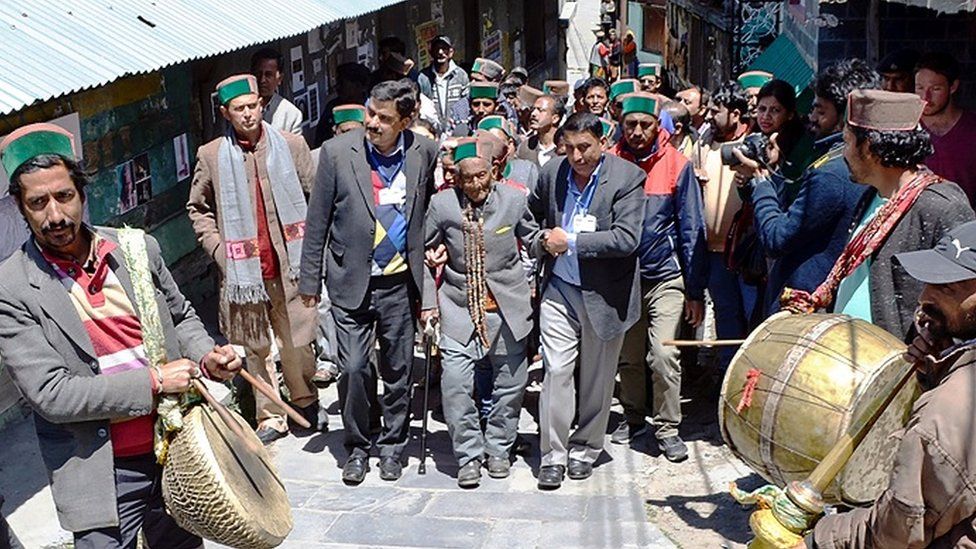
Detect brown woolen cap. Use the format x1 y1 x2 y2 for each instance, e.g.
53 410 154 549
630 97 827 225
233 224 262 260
518 85 545 107
846 89 926 131
543 80 570 97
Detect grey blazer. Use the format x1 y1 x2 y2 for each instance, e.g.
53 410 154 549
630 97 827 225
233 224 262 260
528 154 646 341
422 184 539 348
0 227 214 532
300 128 439 308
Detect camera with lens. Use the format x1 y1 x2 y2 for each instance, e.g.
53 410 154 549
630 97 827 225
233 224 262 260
720 133 769 167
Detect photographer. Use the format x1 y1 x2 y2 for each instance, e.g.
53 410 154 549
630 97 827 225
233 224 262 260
697 81 756 368
730 59 884 316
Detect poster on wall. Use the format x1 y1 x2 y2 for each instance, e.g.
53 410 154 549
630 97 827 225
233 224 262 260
307 83 320 128
290 45 305 92
415 21 440 67
431 0 444 24
0 112 83 188
173 133 190 181
117 152 152 214
482 30 502 62
295 91 310 128
345 20 359 46
307 28 325 54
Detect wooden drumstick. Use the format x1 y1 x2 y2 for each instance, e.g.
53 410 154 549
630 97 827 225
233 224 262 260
190 378 261 454
238 370 312 429
662 339 746 347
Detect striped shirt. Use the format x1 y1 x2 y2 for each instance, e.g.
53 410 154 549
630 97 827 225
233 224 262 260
42 234 155 457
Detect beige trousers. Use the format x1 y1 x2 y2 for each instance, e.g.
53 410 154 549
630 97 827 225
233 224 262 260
243 278 316 432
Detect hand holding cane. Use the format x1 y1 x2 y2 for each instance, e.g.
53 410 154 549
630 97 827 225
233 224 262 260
418 315 439 475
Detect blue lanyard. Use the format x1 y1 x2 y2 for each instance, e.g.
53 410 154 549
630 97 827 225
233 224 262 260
367 145 404 188
568 156 604 216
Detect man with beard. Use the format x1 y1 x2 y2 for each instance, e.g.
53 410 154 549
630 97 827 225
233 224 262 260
517 94 565 169
780 89 973 341
421 132 538 487
877 48 919 93
417 35 470 134
915 51 976 207
300 79 438 483
452 82 501 138
608 93 706 459
731 59 878 315
0 123 241 547
802 220 976 547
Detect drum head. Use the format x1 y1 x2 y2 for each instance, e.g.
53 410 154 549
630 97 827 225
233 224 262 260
163 405 292 548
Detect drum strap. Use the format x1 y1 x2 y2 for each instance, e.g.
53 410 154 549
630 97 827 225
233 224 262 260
116 227 188 464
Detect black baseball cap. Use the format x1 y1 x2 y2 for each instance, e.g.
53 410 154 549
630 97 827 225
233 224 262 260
877 49 920 75
895 221 976 284
430 35 452 48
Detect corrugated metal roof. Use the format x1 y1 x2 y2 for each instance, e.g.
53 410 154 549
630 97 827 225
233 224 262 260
0 0 404 115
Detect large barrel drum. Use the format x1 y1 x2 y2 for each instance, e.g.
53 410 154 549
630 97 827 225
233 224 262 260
162 405 293 548
720 313 919 506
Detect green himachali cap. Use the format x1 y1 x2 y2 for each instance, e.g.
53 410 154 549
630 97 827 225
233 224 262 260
453 138 480 162
737 70 774 91
0 123 76 177
216 74 259 105
333 104 366 126
477 115 515 138
619 92 659 117
470 82 500 100
610 79 639 100
637 63 660 78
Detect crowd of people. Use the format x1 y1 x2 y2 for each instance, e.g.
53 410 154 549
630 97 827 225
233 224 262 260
3 26 976 547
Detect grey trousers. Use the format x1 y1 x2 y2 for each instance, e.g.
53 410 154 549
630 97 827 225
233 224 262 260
618 276 685 439
440 327 527 466
539 277 625 466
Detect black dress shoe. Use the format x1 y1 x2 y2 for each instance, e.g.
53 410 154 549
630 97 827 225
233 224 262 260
255 426 287 446
342 455 369 484
567 458 593 480
537 465 566 490
378 456 403 481
290 401 329 433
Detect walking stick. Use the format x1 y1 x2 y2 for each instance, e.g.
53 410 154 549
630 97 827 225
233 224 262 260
418 317 439 475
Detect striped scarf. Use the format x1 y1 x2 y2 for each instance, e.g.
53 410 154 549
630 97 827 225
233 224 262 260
781 169 942 313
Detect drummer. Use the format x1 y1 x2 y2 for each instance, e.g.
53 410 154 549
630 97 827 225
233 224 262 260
0 123 241 548
801 220 976 547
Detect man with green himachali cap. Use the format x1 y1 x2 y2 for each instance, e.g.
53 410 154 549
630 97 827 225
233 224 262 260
420 131 539 488
637 63 663 95
187 74 324 446
478 115 540 193
0 122 241 547
608 92 707 462
332 104 367 136
452 82 501 138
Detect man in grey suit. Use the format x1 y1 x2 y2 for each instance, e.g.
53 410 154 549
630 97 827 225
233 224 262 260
421 132 538 487
528 112 646 490
300 79 438 484
0 123 241 547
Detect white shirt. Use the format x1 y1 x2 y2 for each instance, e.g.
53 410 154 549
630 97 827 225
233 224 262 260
433 62 456 116
263 93 303 135
538 143 557 167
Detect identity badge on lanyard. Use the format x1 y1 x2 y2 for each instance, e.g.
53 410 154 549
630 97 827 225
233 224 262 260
570 159 602 234
370 147 407 207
